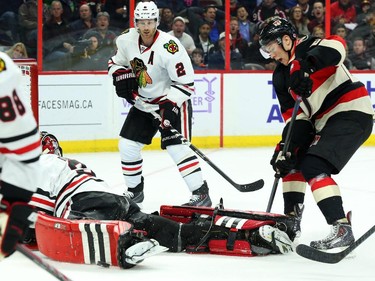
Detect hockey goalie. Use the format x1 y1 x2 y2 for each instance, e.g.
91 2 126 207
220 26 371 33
22 131 301 269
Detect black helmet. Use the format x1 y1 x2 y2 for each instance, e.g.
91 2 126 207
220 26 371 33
259 17 297 47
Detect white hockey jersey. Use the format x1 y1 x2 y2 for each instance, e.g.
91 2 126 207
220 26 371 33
0 51 41 195
29 154 123 218
108 28 195 112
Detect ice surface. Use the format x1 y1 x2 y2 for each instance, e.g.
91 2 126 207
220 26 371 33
1 147 374 281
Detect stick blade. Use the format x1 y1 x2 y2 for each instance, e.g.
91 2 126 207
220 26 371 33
296 244 346 264
236 179 264 192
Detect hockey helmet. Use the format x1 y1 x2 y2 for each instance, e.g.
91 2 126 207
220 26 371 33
40 131 63 156
259 17 297 48
134 1 159 26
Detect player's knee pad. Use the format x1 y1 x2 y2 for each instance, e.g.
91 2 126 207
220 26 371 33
166 143 195 163
119 138 144 160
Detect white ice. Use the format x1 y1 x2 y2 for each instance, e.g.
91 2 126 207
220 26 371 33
1 147 374 281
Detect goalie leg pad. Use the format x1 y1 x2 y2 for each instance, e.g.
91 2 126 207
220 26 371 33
35 212 133 267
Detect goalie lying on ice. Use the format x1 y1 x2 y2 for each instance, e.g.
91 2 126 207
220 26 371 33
22 131 299 268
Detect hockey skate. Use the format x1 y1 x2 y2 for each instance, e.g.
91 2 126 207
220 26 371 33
183 181 212 207
286 203 304 241
117 232 168 269
258 225 293 254
123 179 144 205
310 213 355 250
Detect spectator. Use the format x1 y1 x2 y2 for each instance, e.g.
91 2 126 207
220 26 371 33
229 16 248 58
333 23 353 51
0 1 23 45
158 7 175 32
296 0 314 20
43 0 76 70
208 32 243 70
356 0 372 24
202 5 225 44
69 4 96 40
236 5 258 43
311 24 325 38
348 10 375 42
194 21 215 64
168 16 196 55
71 32 107 70
349 36 375 69
366 23 375 57
252 0 287 25
83 11 117 60
18 0 38 56
157 0 197 14
307 0 333 34
44 0 80 22
331 0 357 25
288 5 310 37
5 42 28 59
191 47 207 70
343 43 354 70
102 0 129 33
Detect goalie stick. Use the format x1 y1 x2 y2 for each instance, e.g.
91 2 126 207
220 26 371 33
134 98 264 192
296 225 375 264
16 244 73 281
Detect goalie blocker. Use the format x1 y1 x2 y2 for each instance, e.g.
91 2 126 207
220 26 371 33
160 205 296 256
34 212 167 269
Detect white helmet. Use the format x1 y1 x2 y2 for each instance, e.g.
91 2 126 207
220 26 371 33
134 1 159 26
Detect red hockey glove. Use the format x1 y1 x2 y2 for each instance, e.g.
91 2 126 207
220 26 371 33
159 99 179 129
0 200 36 259
290 59 314 98
112 68 138 104
270 142 297 178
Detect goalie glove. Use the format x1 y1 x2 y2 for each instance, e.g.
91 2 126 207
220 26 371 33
112 67 138 104
0 199 36 260
159 98 179 129
270 142 297 178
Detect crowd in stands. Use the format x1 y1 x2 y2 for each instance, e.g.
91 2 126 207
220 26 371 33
0 0 375 71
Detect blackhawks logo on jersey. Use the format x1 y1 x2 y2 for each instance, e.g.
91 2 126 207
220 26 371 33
163 40 179 54
0 58 6 72
130 58 152 88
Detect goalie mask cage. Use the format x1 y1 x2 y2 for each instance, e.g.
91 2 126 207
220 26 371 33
14 59 39 124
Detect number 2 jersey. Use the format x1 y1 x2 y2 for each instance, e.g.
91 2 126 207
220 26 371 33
108 28 195 112
0 51 41 198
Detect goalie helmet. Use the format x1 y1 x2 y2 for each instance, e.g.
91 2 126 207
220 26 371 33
40 131 63 156
134 1 159 26
259 16 297 48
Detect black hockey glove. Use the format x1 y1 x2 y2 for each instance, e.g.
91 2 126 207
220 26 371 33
112 68 138 104
290 59 314 98
159 99 179 129
0 199 36 258
270 142 297 178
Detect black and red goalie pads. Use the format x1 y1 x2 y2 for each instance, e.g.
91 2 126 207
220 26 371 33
160 205 293 257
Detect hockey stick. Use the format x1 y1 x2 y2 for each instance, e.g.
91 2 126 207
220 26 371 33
266 97 302 212
134 98 264 192
296 225 375 264
16 244 73 281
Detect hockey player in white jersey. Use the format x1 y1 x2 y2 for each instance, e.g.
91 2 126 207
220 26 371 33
108 1 211 207
0 51 42 259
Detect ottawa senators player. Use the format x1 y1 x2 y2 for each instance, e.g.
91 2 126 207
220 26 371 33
259 17 374 250
108 1 211 207
0 51 42 260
